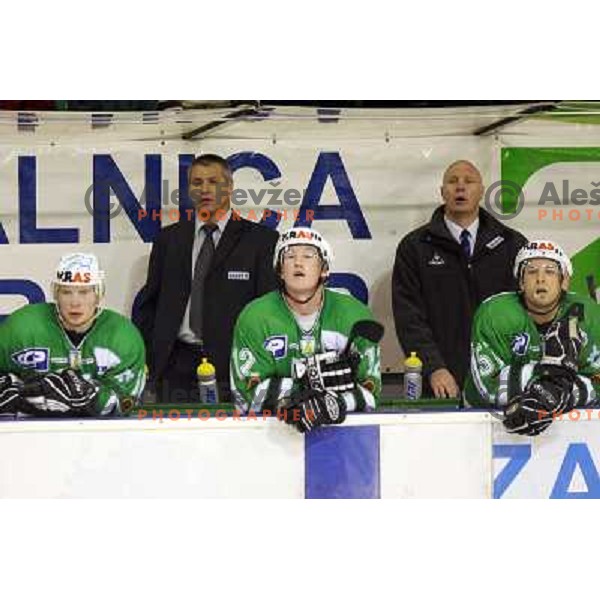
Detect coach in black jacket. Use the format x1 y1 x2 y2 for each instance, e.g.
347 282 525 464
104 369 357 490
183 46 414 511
392 160 527 398
134 154 279 402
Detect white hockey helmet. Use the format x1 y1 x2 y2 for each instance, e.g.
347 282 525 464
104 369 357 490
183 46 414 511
273 227 334 271
513 240 573 280
53 253 105 296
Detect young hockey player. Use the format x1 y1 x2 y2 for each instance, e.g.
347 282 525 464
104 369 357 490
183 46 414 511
0 253 146 417
230 227 382 433
465 240 600 436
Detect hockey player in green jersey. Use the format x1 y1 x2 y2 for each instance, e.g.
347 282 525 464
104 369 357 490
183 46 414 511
231 227 382 433
465 240 600 436
0 253 146 417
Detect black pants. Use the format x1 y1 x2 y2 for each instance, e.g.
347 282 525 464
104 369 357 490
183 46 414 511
153 341 230 403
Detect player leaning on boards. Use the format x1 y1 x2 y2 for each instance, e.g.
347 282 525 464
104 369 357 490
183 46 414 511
465 240 600 436
0 253 146 417
230 227 383 433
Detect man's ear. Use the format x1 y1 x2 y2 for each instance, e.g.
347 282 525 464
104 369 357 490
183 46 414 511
476 182 485 203
561 274 571 292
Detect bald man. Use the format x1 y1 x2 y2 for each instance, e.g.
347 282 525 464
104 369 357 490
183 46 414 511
392 160 527 399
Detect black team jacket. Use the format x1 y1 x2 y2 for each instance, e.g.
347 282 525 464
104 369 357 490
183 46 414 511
392 206 527 391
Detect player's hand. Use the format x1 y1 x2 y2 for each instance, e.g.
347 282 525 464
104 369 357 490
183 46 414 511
279 388 347 433
22 369 100 415
0 373 22 413
503 390 554 436
293 351 357 393
429 368 459 398
503 377 572 436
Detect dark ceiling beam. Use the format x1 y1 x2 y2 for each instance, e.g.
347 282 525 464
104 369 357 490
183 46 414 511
473 102 559 136
182 106 259 140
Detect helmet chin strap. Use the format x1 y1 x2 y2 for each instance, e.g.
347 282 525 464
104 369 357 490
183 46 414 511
278 258 328 306
520 289 564 320
283 283 322 306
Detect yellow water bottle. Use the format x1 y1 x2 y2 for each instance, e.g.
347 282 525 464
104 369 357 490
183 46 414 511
197 357 219 404
403 351 423 401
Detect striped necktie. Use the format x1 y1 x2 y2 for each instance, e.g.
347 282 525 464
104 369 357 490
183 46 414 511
189 223 218 340
460 229 471 258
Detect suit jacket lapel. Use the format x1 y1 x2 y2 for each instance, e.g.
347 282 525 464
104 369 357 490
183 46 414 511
177 218 196 297
211 218 246 273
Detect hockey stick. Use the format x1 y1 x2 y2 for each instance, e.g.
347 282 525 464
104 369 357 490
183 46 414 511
341 320 385 357
586 275 598 303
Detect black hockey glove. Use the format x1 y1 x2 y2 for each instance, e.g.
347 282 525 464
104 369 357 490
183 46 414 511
503 365 576 436
540 306 585 373
21 369 100 416
505 304 589 436
279 388 347 433
293 351 359 394
0 373 22 414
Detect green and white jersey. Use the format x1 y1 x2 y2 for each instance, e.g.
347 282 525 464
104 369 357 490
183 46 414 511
465 291 600 407
231 289 381 413
0 303 146 415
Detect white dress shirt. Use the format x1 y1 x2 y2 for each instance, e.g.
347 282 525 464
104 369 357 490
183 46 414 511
444 215 479 257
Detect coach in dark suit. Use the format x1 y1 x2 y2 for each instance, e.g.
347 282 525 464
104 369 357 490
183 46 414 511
134 154 279 402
